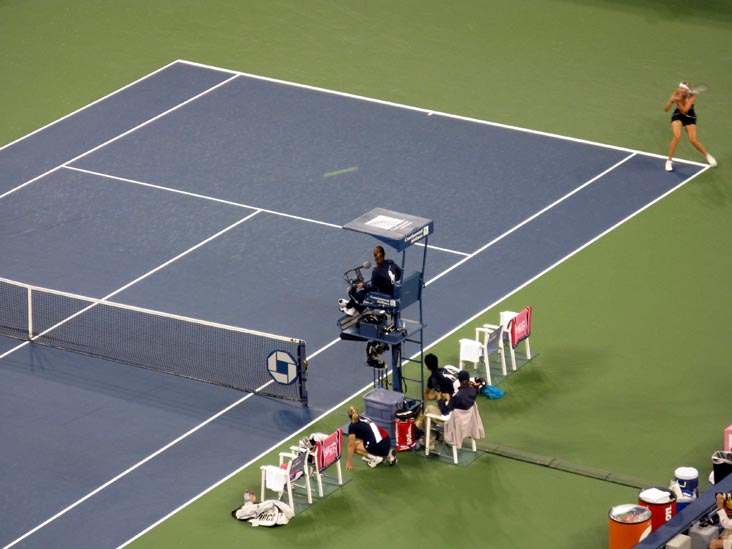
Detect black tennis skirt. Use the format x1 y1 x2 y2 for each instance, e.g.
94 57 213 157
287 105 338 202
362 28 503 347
671 108 697 126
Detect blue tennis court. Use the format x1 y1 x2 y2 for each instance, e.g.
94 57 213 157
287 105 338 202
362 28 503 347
0 60 707 548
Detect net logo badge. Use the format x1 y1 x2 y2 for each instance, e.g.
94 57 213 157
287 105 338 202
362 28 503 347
267 350 299 385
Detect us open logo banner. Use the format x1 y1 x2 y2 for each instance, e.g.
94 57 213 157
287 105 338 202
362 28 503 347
267 350 299 385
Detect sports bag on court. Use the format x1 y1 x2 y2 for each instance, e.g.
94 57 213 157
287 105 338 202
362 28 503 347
231 500 294 527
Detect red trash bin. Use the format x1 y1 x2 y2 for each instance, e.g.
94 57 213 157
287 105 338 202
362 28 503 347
395 407 418 451
637 487 676 531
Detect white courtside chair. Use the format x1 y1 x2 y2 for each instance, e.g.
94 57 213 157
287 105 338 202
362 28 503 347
503 307 532 372
458 338 483 374
260 464 291 509
309 429 344 498
500 311 519 331
474 324 505 381
260 447 312 513
424 405 484 464
478 310 521 375
499 311 518 372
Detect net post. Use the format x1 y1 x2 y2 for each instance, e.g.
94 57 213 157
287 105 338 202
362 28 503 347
298 341 308 406
27 286 33 340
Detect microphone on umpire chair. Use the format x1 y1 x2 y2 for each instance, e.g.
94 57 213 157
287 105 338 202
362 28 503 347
345 261 371 282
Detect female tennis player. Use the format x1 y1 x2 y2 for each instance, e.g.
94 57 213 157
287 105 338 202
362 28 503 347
664 81 717 172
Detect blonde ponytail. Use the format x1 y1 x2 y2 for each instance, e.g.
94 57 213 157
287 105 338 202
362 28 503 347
347 406 360 423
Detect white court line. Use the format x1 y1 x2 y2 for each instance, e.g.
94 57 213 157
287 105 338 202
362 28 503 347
0 57 706 198
30 209 264 344
428 153 637 285
63 166 472 256
0 340 29 362
0 73 240 203
414 241 470 257
177 59 708 168
0 203 260 360
0 61 182 153
2 390 257 549
0 209 265 359
63 166 343 230
423 164 712 349
103 209 261 303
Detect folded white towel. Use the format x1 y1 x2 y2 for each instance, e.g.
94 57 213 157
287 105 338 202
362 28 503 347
639 487 671 504
264 466 288 492
459 339 482 363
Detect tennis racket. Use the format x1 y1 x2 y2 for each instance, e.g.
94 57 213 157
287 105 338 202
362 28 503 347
690 83 709 94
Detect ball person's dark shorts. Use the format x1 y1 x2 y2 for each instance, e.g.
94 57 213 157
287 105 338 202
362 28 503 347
671 111 697 126
364 437 391 457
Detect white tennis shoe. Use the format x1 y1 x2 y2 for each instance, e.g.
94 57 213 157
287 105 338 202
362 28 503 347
338 298 357 316
665 160 673 172
362 454 384 468
368 455 384 468
706 153 718 167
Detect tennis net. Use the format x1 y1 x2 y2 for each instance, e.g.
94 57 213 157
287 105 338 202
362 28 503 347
0 277 308 403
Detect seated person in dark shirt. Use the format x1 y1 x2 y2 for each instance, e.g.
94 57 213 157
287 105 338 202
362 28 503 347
339 245 402 316
423 353 458 402
438 369 478 415
419 353 460 439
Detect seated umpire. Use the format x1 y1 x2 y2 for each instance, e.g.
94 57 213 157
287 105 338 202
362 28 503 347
339 246 402 316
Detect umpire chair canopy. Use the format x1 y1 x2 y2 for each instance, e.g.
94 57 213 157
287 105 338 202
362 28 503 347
342 207 433 252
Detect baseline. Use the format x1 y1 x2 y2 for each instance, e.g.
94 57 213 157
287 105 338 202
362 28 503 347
177 59 707 166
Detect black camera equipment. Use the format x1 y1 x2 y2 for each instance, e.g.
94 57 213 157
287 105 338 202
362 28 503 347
365 340 388 368
699 512 720 528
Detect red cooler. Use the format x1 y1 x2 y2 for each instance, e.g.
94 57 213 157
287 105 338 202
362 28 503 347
637 487 676 531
